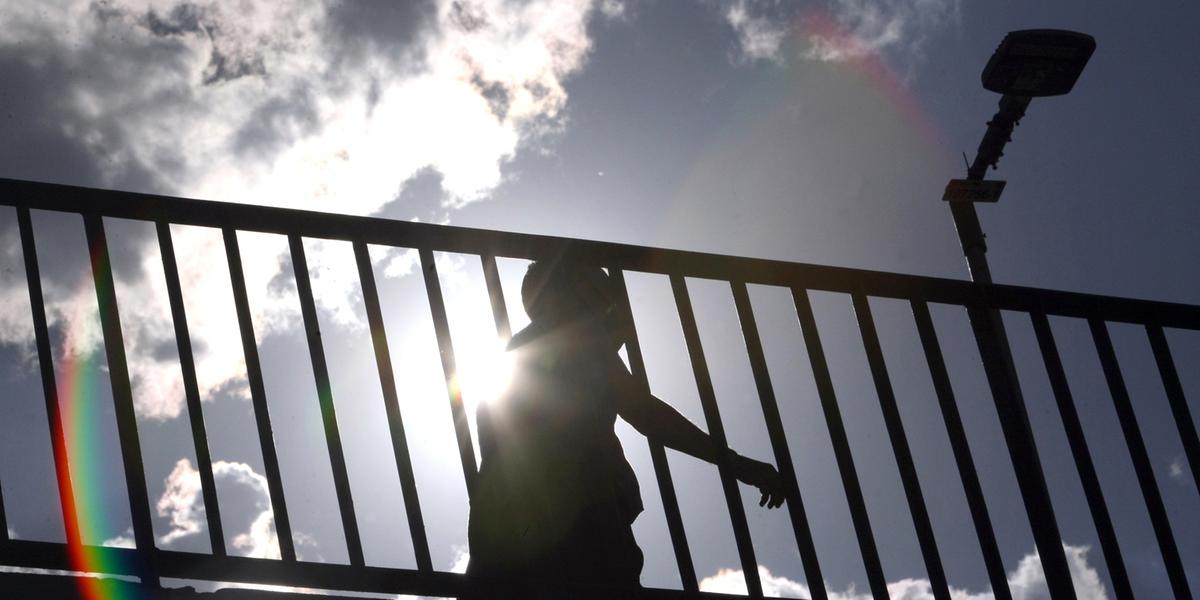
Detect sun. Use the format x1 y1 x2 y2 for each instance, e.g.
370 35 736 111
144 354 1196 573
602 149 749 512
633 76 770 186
455 332 517 408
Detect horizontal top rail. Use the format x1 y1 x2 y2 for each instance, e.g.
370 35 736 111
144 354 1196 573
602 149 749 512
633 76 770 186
2 178 1197 330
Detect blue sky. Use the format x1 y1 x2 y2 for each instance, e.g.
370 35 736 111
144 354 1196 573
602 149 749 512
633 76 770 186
0 1 1197 598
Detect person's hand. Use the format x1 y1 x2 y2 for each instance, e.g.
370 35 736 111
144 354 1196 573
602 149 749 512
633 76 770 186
730 453 787 509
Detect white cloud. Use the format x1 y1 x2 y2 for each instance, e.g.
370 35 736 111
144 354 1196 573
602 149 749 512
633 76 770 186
1168 455 1185 483
232 508 283 560
449 546 471 574
157 457 206 546
725 0 789 64
598 0 626 20
720 0 957 69
0 0 609 420
156 457 317 560
699 544 1109 600
803 0 959 64
1007 544 1110 600
101 530 136 549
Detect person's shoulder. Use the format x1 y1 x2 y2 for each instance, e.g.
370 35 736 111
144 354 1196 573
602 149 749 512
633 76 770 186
598 352 637 389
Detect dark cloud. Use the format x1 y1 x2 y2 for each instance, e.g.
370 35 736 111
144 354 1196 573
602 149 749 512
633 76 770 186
378 167 453 222
142 3 209 37
147 334 182 363
232 88 321 160
472 73 512 121
328 0 435 44
24 210 101 295
0 9 193 195
0 56 123 190
325 0 436 72
449 1 488 32
201 51 266 86
138 3 267 85
267 253 298 300
0 342 68 544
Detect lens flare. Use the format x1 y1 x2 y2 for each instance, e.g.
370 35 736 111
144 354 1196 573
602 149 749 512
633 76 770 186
49 236 141 598
459 338 516 408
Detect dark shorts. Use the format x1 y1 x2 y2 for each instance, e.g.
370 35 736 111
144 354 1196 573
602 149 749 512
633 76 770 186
464 503 644 599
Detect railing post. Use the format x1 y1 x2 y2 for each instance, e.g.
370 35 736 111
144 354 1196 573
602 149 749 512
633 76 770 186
964 302 1076 600
480 255 512 341
223 228 296 561
669 275 762 598
419 249 479 496
1146 325 1200 496
353 242 433 572
156 222 226 556
289 235 365 567
730 281 827 600
0 481 7 543
1090 320 1192 600
16 207 85 553
611 270 699 592
851 293 950 600
82 214 159 586
911 301 1012 600
1030 312 1132 600
792 289 889 600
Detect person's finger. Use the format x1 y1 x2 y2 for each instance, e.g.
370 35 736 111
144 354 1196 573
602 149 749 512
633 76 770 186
759 490 768 507
768 484 784 508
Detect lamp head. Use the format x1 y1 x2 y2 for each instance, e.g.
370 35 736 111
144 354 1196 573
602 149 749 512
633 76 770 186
982 29 1095 97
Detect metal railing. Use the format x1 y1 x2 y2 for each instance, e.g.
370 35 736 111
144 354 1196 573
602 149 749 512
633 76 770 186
0 177 1196 599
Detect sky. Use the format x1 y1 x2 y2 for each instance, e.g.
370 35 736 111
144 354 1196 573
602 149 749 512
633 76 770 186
1 1 1198 599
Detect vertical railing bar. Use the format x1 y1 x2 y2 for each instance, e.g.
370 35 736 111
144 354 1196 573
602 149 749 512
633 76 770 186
0 480 7 542
480 254 512 341
475 253 511 583
1030 312 1133 600
288 235 365 567
156 221 225 556
964 303 1076 599
850 294 950 600
222 227 296 562
668 274 763 598
730 281 828 600
611 269 699 592
910 301 1012 600
1089 319 1193 600
1146 325 1200 495
418 248 479 496
791 288 889 600
81 214 158 586
353 242 433 572
17 206 84 552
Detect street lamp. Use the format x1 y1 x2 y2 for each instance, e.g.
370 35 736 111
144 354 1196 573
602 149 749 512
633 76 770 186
944 29 1095 283
940 29 1095 600
981 29 1095 97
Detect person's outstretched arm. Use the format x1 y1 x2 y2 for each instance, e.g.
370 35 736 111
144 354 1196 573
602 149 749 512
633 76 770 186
610 355 786 508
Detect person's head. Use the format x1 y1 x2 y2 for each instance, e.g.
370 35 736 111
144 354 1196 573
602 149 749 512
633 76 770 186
521 259 615 325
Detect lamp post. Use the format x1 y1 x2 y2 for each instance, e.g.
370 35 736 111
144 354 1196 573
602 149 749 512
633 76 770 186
944 29 1094 600
947 29 1096 283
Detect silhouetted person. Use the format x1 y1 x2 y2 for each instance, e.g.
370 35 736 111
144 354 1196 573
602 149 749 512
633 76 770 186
465 259 786 599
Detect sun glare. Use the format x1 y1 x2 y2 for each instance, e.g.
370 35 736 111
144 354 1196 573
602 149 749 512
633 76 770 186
457 335 517 408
